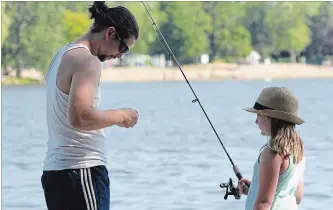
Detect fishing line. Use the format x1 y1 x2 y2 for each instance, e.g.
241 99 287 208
141 1 249 191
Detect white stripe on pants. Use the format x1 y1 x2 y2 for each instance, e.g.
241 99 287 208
80 168 97 210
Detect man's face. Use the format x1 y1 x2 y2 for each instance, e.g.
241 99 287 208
97 27 136 62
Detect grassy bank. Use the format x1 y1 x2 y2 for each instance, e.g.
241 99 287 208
1 77 43 85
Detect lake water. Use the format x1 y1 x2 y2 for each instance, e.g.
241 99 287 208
2 79 333 210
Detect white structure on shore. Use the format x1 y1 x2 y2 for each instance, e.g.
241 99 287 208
246 50 261 64
102 53 210 69
102 53 168 68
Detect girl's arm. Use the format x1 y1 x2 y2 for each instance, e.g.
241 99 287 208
295 157 305 204
253 147 283 210
295 180 304 204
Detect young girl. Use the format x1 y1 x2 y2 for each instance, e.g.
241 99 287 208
238 86 306 210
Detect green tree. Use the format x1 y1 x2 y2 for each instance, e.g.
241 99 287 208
1 1 37 77
204 2 252 62
243 2 273 58
1 2 11 44
266 2 321 62
63 10 92 42
20 2 70 74
151 2 211 64
1 2 12 73
305 2 333 64
1 2 74 77
122 2 165 55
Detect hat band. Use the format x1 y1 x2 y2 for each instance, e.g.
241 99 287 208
253 102 273 110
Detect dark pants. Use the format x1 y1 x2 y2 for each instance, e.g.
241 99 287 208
41 165 110 210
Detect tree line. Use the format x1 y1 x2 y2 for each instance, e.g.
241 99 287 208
2 1 333 78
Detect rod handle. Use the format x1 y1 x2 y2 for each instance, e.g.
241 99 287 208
233 165 250 188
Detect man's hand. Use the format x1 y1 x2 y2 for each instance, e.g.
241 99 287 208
115 108 139 128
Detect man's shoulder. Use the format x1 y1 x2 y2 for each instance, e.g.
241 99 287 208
62 48 101 73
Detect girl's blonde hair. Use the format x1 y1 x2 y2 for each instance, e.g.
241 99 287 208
267 117 304 164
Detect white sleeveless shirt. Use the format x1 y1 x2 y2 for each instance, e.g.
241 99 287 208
43 43 107 171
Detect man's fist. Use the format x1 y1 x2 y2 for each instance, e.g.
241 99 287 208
116 108 139 128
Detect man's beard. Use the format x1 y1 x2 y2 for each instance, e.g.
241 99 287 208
96 43 107 62
97 54 107 62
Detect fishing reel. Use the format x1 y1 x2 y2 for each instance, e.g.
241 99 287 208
220 178 241 200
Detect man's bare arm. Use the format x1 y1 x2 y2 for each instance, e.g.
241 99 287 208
67 55 123 130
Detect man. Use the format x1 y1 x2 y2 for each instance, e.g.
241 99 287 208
41 2 140 209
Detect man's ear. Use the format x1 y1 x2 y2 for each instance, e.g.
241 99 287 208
105 27 116 40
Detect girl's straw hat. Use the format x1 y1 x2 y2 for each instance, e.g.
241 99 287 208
244 86 304 125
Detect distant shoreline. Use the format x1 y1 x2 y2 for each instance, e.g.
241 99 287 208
2 63 333 85
100 63 333 82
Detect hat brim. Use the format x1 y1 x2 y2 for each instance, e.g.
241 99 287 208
243 107 304 125
244 107 259 114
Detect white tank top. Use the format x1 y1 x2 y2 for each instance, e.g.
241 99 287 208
43 43 107 171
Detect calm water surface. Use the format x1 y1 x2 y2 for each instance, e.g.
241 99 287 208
2 79 333 210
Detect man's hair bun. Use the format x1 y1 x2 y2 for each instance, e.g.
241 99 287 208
88 1 109 20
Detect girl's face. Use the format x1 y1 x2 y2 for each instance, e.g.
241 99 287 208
256 114 271 136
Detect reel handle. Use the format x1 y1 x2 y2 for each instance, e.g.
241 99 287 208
220 178 241 200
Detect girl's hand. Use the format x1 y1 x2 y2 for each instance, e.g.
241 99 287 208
238 178 251 195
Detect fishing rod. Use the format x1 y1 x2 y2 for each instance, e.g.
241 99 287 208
141 2 249 200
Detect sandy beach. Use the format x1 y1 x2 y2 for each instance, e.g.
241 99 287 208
2 63 333 84
100 63 333 82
